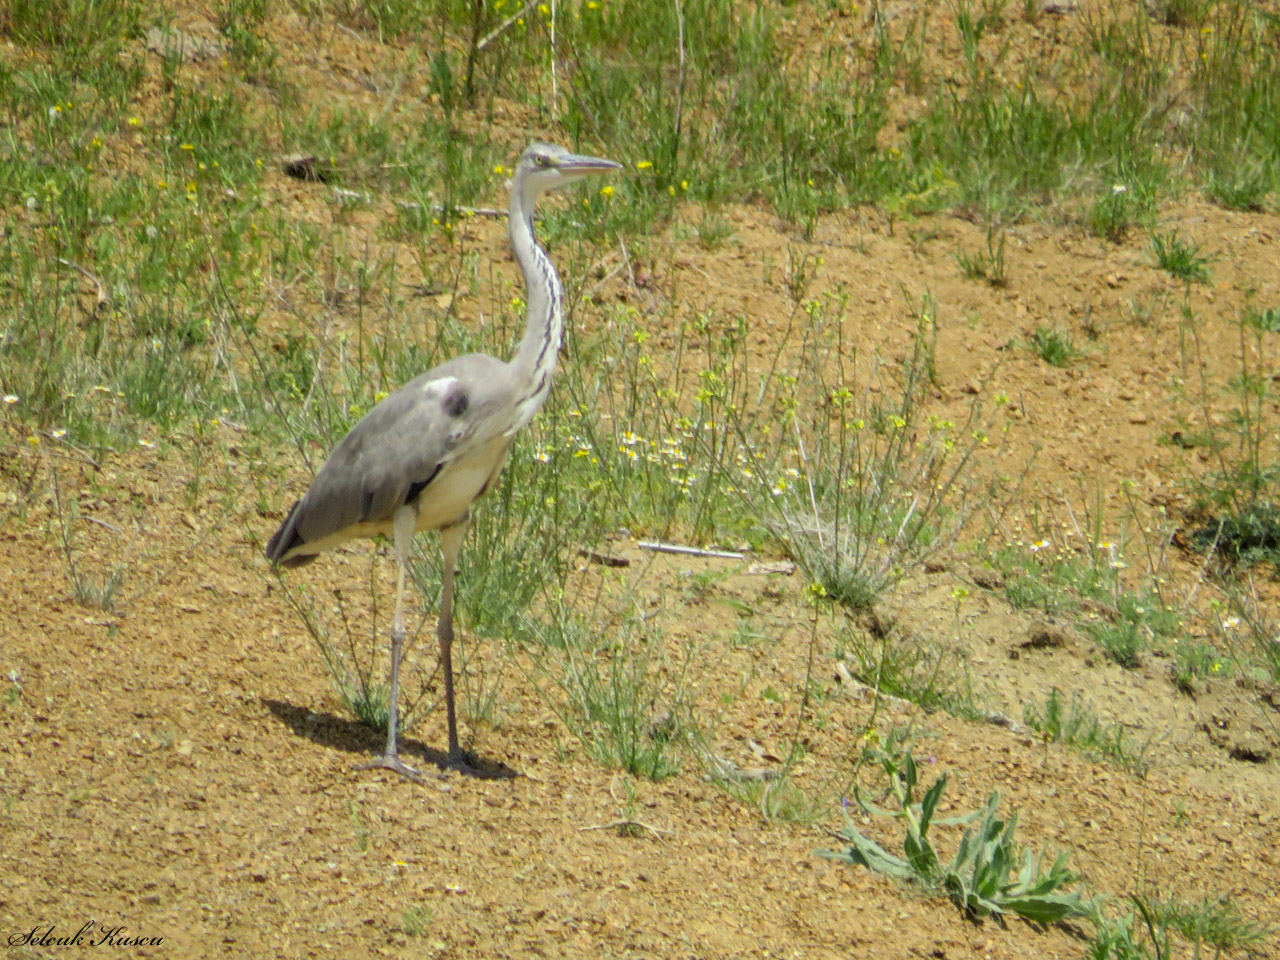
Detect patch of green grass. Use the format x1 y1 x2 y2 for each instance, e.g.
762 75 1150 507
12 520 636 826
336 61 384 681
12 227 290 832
988 534 1184 670
1086 181 1154 243
1189 505 1280 566
836 615 983 721
4 0 147 51
1211 581 1280 685
1142 892 1275 956
524 602 690 781
716 770 827 826
274 574 393 734
1029 326 1086 368
49 480 127 611
822 746 1098 925
694 212 734 250
1147 0 1209 28
401 905 434 937
1205 166 1270 212
1087 906 1156 960
1244 306 1280 335
1085 594 1181 670
1169 637 1229 693
1023 688 1150 776
1151 232 1211 284
1086 620 1145 669
217 0 289 94
955 227 1007 287
1100 891 1278 960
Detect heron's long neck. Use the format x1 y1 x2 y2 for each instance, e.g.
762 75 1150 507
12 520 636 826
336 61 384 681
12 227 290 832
508 183 564 430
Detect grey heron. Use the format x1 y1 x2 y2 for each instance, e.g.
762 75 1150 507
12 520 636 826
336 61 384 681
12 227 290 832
265 143 621 779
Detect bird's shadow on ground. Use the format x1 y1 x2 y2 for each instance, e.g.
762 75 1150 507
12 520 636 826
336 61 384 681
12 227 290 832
261 698 517 780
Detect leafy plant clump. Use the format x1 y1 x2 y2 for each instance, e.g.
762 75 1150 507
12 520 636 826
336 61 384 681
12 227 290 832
1151 232 1211 284
820 748 1097 925
1189 503 1280 566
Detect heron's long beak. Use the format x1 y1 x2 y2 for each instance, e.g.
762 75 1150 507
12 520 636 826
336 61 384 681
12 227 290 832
554 153 623 175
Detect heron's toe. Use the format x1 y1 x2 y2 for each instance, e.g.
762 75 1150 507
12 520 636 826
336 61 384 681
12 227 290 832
443 751 517 780
356 754 431 782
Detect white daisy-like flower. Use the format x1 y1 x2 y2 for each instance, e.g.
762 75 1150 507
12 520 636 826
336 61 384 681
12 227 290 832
51 428 67 439
138 438 155 449
2 394 17 404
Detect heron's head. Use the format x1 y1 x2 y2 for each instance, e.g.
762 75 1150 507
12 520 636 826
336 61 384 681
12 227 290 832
515 142 622 197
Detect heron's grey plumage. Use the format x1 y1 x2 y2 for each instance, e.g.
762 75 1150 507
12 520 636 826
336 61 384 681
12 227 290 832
265 142 621 778
266 354 512 567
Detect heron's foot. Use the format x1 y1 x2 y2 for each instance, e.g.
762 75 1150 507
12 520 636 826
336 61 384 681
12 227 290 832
443 749 517 780
356 754 434 782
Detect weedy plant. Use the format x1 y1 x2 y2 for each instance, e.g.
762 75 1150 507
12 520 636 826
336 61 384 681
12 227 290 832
1180 304 1280 569
1029 325 1087 368
718 292 1003 611
1091 890 1277 960
1023 687 1151 777
1141 892 1275 957
1204 165 1270 213
50 476 127 611
1151 232 1211 284
821 746 1098 925
988 516 1183 670
954 227 1007 287
521 598 690 781
1087 906 1156 960
1086 182 1154 243
272 574 395 734
835 614 983 720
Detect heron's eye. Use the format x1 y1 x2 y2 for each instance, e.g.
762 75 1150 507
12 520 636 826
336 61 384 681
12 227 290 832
534 154 550 168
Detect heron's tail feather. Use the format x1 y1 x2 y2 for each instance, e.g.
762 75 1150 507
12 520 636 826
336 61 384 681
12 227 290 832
265 499 316 568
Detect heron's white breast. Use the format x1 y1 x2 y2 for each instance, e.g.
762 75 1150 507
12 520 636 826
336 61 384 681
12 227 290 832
414 434 512 532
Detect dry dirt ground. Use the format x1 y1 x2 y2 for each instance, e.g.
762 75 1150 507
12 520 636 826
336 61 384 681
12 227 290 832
3 4 1279 959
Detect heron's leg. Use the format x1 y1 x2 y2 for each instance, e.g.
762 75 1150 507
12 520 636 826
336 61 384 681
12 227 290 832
357 507 424 781
385 538 408 759
437 519 467 767
434 518 514 779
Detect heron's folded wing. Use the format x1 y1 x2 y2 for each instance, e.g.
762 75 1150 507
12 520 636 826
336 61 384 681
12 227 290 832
294 375 473 544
